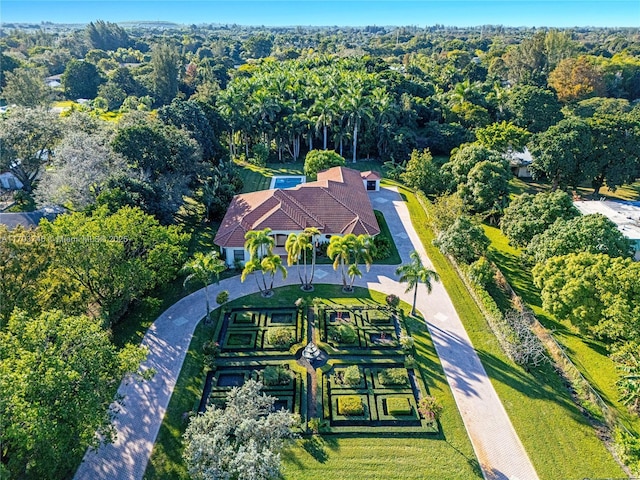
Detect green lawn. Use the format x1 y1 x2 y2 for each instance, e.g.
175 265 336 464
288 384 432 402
145 285 481 480
483 224 640 436
510 177 640 201
391 182 625 479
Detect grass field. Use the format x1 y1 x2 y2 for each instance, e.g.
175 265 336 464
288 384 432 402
510 177 640 201
391 182 625 479
483 224 640 436
145 285 482 480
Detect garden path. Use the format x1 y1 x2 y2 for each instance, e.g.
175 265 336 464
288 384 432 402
74 187 538 480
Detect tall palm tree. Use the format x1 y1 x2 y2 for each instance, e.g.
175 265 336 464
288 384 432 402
285 227 321 291
308 97 336 151
396 250 441 317
182 251 226 322
244 228 274 261
341 86 372 163
261 254 288 294
327 234 356 290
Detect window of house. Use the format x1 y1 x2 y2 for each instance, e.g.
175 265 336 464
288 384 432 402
233 250 245 262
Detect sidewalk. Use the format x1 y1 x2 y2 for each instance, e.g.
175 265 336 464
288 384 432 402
74 187 538 480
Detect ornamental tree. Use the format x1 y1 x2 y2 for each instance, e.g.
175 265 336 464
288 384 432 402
303 149 346 179
183 380 298 480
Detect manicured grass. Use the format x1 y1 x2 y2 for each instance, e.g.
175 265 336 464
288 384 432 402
392 182 625 479
483 224 640 436
145 284 481 480
373 210 402 265
509 177 640 201
237 160 305 193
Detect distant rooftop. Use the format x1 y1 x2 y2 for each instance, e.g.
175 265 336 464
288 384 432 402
574 200 640 241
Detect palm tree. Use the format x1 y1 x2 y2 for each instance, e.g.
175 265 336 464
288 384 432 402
396 250 440 317
341 85 372 163
285 227 321 291
182 251 226 322
308 97 336 150
244 228 275 261
327 234 356 290
261 254 288 294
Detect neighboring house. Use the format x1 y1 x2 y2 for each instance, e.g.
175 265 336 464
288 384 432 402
215 166 381 266
45 74 62 88
0 172 24 190
0 206 64 229
574 199 640 261
505 147 533 178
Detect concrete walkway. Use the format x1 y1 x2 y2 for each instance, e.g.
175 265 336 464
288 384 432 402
74 187 538 480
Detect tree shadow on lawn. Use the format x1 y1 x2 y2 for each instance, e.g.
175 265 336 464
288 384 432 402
476 349 591 424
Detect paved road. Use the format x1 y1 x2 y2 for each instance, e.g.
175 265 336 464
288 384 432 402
74 187 538 480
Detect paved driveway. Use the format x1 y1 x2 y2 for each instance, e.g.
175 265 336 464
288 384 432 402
74 187 538 480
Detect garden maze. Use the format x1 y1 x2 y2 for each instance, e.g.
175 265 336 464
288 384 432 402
199 303 438 434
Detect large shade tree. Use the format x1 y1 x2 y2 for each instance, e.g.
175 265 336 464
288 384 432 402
183 380 298 480
0 310 147 480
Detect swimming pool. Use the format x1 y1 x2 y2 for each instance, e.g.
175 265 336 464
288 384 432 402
270 175 306 189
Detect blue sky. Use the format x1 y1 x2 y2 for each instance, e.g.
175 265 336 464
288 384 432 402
1 1 639 27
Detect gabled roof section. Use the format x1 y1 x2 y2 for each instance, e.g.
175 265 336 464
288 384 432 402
215 166 380 248
360 170 382 180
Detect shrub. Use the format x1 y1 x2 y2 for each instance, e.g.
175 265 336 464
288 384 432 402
216 290 229 305
249 143 269 166
418 395 443 421
342 365 361 386
307 417 325 434
372 235 392 260
386 397 412 416
378 368 409 386
399 334 415 351
202 341 220 357
262 365 292 386
329 324 357 345
267 328 295 348
337 396 364 416
385 294 400 308
467 257 494 287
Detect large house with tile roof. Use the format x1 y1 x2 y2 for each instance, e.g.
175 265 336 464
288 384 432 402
215 166 381 266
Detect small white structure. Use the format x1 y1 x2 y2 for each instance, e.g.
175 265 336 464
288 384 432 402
0 172 23 190
506 148 533 178
360 170 381 191
574 200 640 261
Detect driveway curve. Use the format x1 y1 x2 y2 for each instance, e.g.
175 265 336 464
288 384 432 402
74 187 538 480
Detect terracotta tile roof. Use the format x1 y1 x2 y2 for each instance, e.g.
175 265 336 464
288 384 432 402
360 170 382 180
215 166 381 248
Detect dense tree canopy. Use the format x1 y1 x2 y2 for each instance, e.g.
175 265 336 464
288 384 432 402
62 59 103 99
39 206 189 323
532 252 640 340
526 213 632 265
183 380 298 480
434 216 490 264
0 309 147 480
528 117 594 190
500 191 579 247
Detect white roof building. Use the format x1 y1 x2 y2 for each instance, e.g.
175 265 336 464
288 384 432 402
574 200 640 260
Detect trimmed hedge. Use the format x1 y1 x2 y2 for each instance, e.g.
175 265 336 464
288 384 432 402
378 368 409 386
387 397 412 416
338 396 364 416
